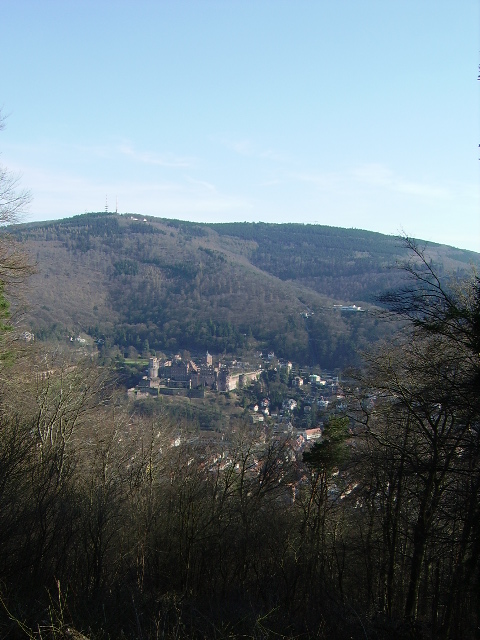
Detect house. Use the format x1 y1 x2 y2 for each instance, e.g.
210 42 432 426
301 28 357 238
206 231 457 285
304 428 322 441
283 398 297 412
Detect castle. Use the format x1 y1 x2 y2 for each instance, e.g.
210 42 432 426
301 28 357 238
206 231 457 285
133 352 260 397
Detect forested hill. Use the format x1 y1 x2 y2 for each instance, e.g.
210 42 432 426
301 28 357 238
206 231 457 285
10 213 480 367
209 221 477 300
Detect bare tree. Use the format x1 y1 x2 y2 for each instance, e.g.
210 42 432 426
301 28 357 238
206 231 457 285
348 241 480 636
0 110 31 227
0 110 34 360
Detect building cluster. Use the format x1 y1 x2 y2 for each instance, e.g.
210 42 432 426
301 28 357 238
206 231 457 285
253 371 346 442
133 352 261 397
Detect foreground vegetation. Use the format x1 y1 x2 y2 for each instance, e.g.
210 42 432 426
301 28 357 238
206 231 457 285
0 243 478 640
1 117 479 637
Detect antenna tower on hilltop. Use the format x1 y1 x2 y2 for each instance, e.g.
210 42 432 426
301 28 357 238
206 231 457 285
105 196 108 213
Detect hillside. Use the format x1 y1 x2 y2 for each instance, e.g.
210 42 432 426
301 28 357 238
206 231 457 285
10 213 480 367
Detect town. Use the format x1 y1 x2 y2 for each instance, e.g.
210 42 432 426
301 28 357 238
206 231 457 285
129 350 346 448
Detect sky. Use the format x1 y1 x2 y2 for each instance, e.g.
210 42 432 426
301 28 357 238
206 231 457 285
1 0 479 252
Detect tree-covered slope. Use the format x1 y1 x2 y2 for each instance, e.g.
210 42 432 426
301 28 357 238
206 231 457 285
11 213 480 366
210 221 478 301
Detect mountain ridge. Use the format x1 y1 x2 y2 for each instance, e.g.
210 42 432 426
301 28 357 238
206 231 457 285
9 213 480 367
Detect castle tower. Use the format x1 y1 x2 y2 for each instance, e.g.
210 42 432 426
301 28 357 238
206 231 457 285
148 357 159 379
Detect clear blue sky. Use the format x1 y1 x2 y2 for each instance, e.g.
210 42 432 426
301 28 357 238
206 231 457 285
1 0 479 251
